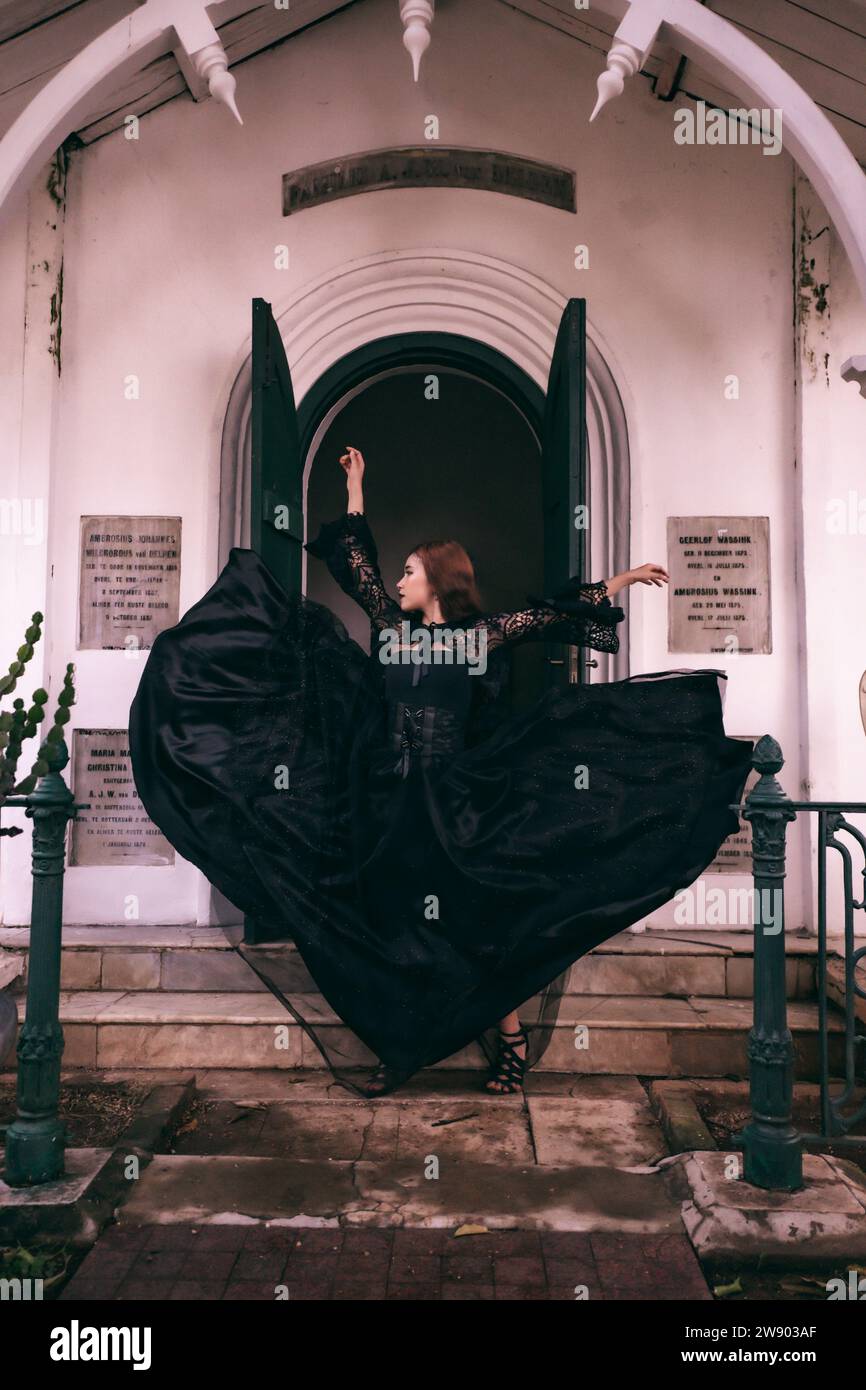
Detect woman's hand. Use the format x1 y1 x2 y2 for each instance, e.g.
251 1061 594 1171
628 563 669 588
339 446 365 479
603 562 669 598
339 446 365 513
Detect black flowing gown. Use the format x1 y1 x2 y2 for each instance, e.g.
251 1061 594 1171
128 510 754 1097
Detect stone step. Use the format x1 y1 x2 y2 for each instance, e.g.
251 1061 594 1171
0 925 825 1000
0 954 22 989
1 988 847 1079
826 957 866 1026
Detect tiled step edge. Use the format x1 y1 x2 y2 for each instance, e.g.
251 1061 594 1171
1 991 849 1079
0 927 829 1000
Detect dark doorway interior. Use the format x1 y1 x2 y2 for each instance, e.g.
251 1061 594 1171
305 367 548 712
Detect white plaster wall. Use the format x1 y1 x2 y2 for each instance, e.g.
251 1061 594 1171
821 220 866 773
0 169 66 925
803 209 866 927
0 192 30 925
4 0 863 930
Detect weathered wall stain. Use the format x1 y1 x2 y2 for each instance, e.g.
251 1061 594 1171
44 144 70 375
797 204 830 387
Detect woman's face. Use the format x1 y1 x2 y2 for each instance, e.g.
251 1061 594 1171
396 552 433 613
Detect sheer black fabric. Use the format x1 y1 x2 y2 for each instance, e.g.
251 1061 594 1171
128 512 754 1097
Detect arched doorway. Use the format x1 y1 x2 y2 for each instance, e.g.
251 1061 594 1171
299 334 549 712
217 249 633 688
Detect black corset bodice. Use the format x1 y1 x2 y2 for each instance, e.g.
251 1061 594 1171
381 622 473 777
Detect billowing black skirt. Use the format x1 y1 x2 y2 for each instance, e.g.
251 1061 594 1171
128 547 754 1096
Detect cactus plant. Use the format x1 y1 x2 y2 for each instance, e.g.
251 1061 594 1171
0 611 76 830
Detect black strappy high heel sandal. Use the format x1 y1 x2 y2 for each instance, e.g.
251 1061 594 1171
362 1061 396 1096
484 1025 529 1093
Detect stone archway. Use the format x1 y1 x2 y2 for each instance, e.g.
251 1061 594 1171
216 248 633 684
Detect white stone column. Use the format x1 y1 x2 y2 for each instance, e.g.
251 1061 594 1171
791 167 836 934
0 150 67 923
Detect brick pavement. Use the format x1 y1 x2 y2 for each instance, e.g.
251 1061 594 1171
59 1224 712 1301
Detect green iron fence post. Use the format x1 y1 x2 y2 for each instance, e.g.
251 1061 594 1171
735 734 803 1191
4 737 79 1186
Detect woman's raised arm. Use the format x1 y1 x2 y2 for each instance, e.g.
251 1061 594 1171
303 447 404 633
341 445 365 515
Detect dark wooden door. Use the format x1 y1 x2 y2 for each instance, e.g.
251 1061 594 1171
250 297 304 593
244 298 303 944
541 298 589 689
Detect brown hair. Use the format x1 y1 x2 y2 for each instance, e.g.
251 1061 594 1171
408 539 484 623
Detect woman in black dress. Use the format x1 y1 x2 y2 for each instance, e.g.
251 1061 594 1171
129 446 754 1099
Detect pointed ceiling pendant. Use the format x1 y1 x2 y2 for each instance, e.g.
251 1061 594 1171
191 41 243 125
590 38 641 122
400 0 434 83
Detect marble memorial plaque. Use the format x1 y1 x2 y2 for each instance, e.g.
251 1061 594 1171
79 517 181 650
667 517 770 654
70 728 175 866
706 735 758 875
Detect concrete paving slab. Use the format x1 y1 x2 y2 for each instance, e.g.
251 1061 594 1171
116 1153 683 1233
523 1074 649 1098
389 1101 534 1164
244 1101 401 1161
527 1087 667 1166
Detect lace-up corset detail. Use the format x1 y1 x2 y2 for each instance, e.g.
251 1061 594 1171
388 702 465 778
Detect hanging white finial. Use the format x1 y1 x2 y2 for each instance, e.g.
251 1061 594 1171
400 0 434 83
191 42 243 125
590 39 641 122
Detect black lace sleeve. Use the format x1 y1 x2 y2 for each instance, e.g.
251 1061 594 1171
304 511 404 632
473 578 625 655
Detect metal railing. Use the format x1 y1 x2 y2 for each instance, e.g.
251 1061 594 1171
733 734 866 1190
2 736 87 1187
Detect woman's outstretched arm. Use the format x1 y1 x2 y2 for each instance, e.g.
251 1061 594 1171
602 563 668 598
474 593 624 655
473 562 668 655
